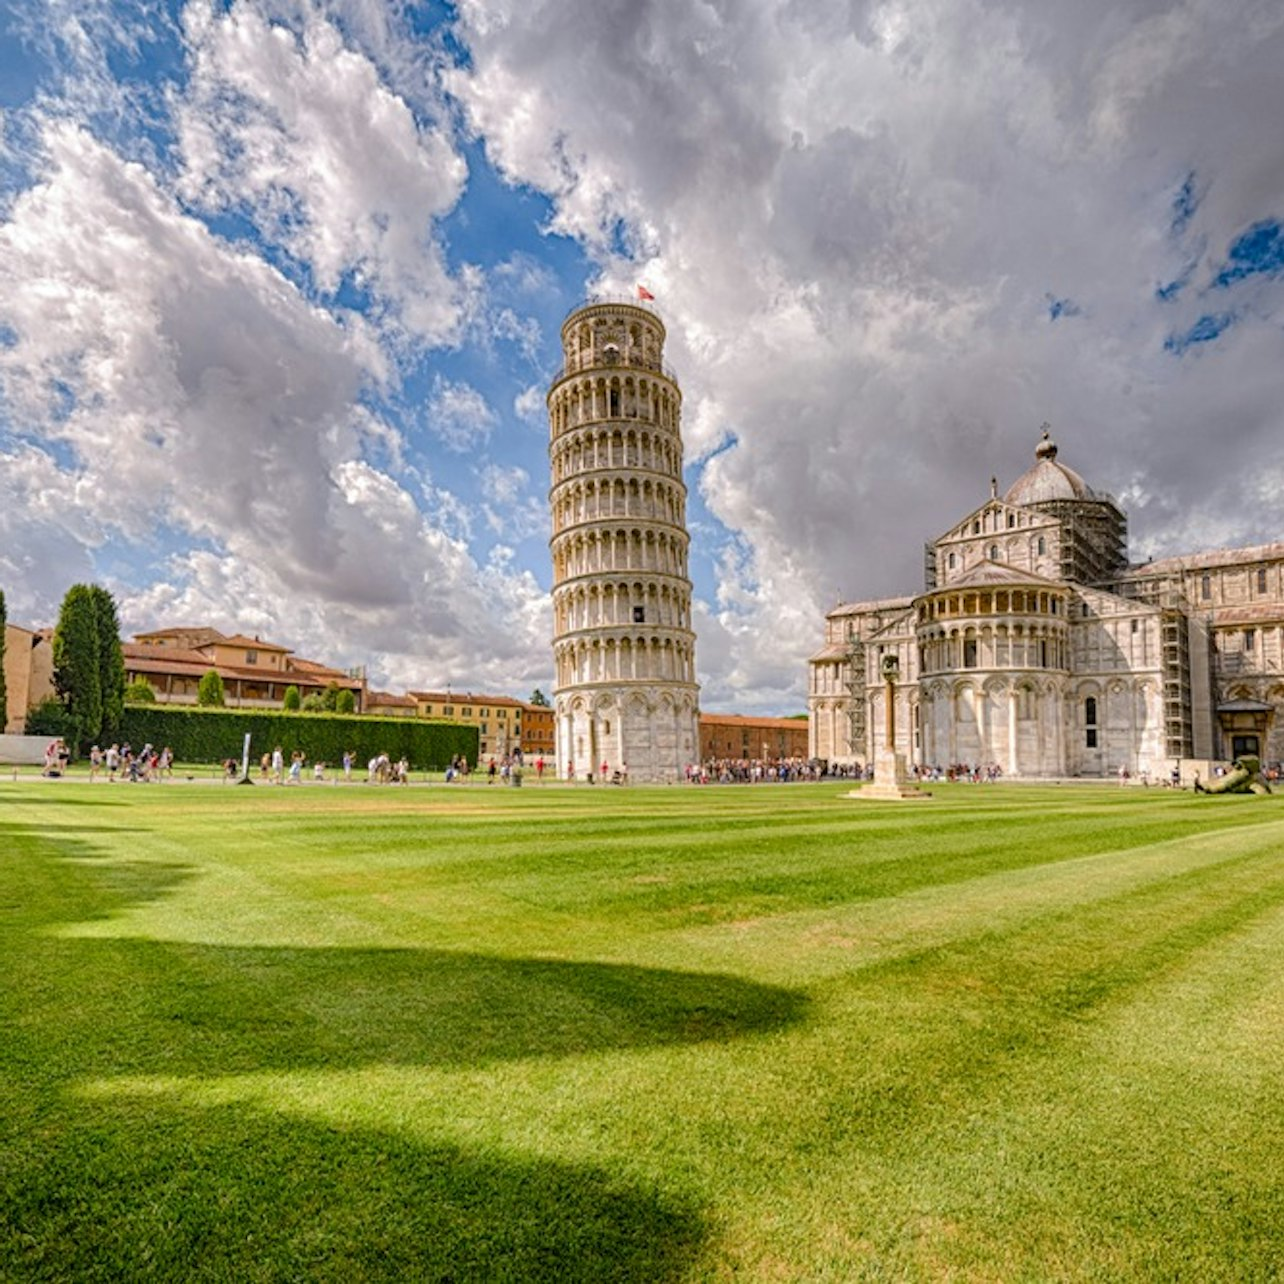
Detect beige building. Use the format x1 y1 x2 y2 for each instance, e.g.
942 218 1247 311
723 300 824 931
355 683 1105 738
810 430 1282 778
3 623 55 733
547 296 700 782
408 691 527 761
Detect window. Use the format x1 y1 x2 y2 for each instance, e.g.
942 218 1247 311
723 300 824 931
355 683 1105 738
480 723 488 734
948 552 957 570
1007 514 1016 528
1131 619 1138 634
443 705 454 715
1258 568 1268 593
498 710 507 720
1201 573 1211 600
963 639 978 668
973 520 980 534
245 649 258 665
604 720 611 735
989 545 999 561
462 707 473 716
1085 696 1098 749
1037 536 1046 556
423 704 433 714
481 707 490 716
1245 629 1256 650
633 605 645 623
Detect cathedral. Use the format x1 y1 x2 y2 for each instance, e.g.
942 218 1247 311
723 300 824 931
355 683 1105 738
809 430 1283 779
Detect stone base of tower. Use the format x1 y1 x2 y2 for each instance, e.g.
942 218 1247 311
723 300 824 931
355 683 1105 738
555 686 699 784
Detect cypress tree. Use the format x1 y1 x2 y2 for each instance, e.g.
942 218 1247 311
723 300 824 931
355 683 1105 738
53 584 103 749
0 587 7 730
89 585 126 740
283 685 301 711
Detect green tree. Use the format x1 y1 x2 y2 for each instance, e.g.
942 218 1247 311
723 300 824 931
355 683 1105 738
283 685 301 711
301 693 326 712
125 678 157 703
335 689 356 715
88 585 126 739
53 584 103 749
197 669 225 707
0 587 7 729
529 688 550 707
321 681 341 711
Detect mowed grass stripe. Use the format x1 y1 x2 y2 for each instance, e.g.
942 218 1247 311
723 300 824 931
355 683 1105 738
3 783 1284 1281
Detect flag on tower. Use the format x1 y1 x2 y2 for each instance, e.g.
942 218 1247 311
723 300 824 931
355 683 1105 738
636 284 655 301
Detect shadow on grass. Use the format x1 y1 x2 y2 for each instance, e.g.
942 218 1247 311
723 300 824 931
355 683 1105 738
1 805 798 1280
2 1098 705 1282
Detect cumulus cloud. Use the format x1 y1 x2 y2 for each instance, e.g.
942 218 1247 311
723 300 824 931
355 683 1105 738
425 375 498 451
450 0 1284 709
176 0 467 344
0 115 549 688
479 462 547 541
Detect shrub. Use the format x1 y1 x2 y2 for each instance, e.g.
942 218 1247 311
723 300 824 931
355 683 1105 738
336 690 356 715
116 705 477 770
283 685 301 711
197 669 225 707
125 679 157 704
25 696 80 743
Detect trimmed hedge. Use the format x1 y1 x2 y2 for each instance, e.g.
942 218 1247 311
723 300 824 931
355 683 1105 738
118 705 478 769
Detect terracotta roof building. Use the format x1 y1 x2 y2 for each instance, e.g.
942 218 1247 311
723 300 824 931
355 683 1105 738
126 627 365 711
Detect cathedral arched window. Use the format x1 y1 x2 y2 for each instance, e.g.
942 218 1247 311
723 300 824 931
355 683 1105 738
989 545 999 561
1085 696 1098 749
1037 536 1046 556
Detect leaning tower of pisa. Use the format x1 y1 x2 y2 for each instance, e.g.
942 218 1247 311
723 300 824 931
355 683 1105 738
547 297 700 782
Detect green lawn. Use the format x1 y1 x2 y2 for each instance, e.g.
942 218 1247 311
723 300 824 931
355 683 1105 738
3 780 1283 1281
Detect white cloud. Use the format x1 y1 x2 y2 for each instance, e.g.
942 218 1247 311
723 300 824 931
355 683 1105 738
514 383 545 423
426 375 497 451
0 115 551 688
479 462 547 541
176 0 467 344
450 0 1284 711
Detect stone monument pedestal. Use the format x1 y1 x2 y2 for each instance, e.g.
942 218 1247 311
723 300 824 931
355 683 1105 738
847 751 932 801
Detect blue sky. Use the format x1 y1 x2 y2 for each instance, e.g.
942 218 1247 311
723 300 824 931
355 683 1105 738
2 0 1283 712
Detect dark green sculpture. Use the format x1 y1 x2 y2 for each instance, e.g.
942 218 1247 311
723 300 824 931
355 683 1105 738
1194 756 1273 795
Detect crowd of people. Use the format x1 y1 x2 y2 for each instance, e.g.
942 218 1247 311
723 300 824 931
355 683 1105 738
688 757 829 784
63 742 177 782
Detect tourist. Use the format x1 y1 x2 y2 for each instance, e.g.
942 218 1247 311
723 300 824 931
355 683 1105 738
89 746 101 782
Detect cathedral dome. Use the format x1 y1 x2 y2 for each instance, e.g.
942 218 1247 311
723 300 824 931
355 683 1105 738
1003 428 1097 505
